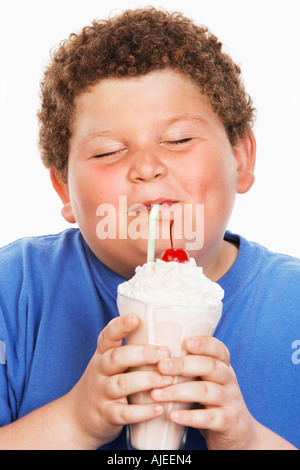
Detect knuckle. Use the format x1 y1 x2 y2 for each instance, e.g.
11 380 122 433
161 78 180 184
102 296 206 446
115 373 128 394
105 374 128 399
99 350 111 372
215 409 230 431
97 324 115 353
200 381 222 404
119 405 130 424
106 404 120 425
207 356 218 373
97 330 105 352
110 346 121 365
223 346 231 364
139 344 152 362
102 376 114 397
200 380 210 397
142 372 154 389
106 401 129 426
211 384 223 403
215 339 230 364
177 356 185 373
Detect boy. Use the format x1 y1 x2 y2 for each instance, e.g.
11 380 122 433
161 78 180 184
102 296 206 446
0 8 299 449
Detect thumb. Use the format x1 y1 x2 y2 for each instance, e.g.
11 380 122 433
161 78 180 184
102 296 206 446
97 314 139 354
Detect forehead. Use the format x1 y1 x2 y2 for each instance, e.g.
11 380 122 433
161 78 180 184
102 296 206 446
71 69 224 140
74 69 205 111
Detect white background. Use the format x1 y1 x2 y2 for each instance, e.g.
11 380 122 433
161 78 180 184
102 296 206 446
0 0 299 256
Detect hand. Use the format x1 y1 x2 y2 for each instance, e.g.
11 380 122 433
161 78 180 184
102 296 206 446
66 314 173 449
151 336 258 450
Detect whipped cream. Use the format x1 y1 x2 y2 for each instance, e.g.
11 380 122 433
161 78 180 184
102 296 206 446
118 258 224 306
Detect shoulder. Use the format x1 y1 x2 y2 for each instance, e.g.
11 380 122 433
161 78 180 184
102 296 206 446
0 228 82 282
240 234 300 297
0 228 84 330
0 228 81 257
227 231 300 273
224 231 300 300
251 239 300 278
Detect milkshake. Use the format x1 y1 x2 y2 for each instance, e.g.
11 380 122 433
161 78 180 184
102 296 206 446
117 257 224 450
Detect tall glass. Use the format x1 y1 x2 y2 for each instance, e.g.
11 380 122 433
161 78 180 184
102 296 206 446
117 293 222 450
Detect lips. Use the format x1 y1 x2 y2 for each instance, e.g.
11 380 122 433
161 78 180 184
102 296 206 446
129 199 180 213
143 198 180 208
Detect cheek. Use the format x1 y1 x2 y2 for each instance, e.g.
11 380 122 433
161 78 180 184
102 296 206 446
69 165 121 211
182 152 237 215
211 161 237 216
69 179 95 217
210 161 238 232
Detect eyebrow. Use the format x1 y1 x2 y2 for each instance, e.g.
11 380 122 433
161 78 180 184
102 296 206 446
78 130 116 148
161 115 209 127
78 114 209 149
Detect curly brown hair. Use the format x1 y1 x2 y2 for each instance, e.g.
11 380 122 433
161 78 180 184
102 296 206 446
37 7 255 181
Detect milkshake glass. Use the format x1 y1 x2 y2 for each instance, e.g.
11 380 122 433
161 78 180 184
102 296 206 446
117 258 223 450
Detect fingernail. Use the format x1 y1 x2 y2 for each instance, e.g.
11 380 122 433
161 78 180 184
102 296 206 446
125 314 138 326
155 404 164 414
187 337 198 350
158 347 169 358
160 358 171 373
170 411 180 421
162 375 173 381
152 389 162 399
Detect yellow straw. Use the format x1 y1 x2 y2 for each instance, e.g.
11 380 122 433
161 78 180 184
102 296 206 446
147 204 161 262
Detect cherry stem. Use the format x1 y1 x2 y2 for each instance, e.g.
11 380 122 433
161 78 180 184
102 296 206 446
170 219 174 250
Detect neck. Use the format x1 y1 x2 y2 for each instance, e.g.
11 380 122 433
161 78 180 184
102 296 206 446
195 239 239 282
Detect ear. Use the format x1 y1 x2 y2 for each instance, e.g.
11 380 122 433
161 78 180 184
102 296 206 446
50 168 76 223
233 130 256 194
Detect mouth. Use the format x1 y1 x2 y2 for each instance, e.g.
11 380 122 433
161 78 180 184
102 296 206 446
128 198 180 214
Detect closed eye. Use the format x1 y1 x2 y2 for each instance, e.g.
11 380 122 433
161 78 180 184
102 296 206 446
168 138 192 145
160 137 193 148
93 148 126 158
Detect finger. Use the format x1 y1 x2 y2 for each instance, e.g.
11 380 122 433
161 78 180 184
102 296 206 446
103 370 174 400
169 407 229 433
107 402 164 426
158 355 233 385
97 314 140 354
151 380 227 407
185 336 230 366
101 344 171 375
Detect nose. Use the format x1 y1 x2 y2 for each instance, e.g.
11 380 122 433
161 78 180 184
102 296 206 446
127 149 168 183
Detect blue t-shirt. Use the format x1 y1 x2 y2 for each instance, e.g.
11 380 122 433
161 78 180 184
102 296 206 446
0 228 299 449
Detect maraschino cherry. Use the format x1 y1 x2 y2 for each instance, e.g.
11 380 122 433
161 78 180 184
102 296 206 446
161 219 189 263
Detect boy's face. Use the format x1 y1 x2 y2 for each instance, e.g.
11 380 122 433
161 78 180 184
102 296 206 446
54 70 255 279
